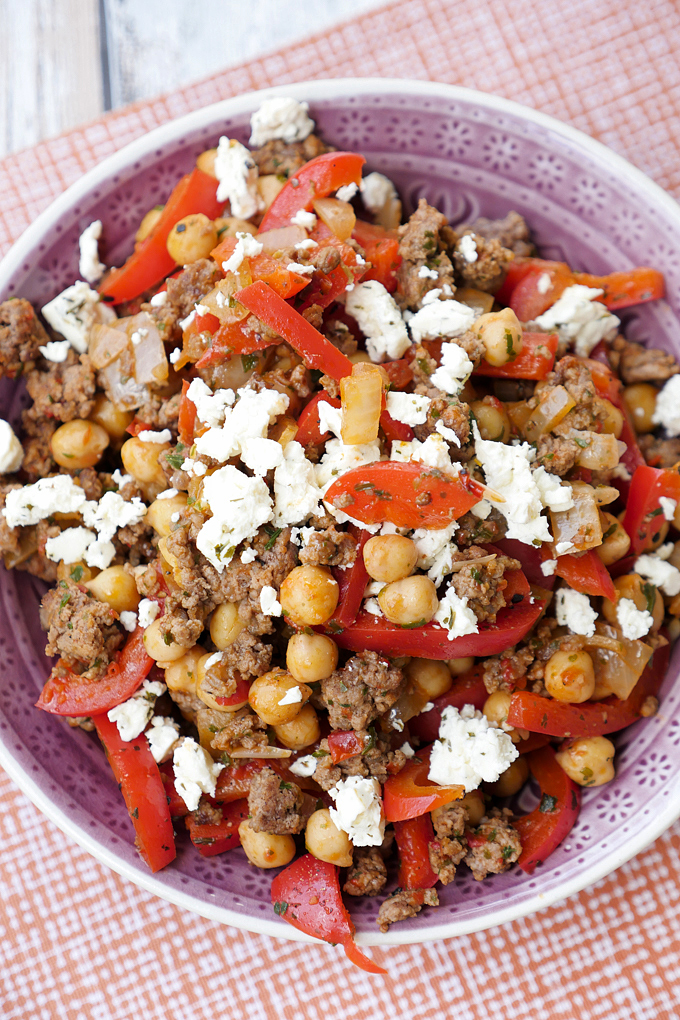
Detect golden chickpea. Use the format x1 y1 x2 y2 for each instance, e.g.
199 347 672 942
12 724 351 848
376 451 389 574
146 493 187 538
596 511 631 566
667 541 680 572
458 790 486 827
602 573 664 632
248 668 312 726
474 307 523 367
50 419 109 469
279 565 339 626
238 820 296 869
90 393 134 440
121 437 170 499
555 736 615 787
257 174 286 209
143 618 190 663
448 656 475 676
544 649 595 703
274 704 321 750
485 755 530 797
135 205 164 243
598 399 624 438
209 602 246 650
196 148 217 177
363 535 418 583
471 398 511 443
305 809 353 867
286 632 338 683
482 691 512 726
166 213 218 265
405 658 452 701
164 646 203 694
86 566 140 614
623 383 657 434
56 560 97 584
378 575 439 626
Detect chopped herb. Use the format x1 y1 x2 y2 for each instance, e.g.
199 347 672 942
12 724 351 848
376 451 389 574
263 524 282 550
312 749 329 759
273 901 288 915
131 807 139 819
539 793 558 813
163 630 173 646
241 352 259 372
279 781 293 790
602 522 617 541
59 594 71 610
581 766 594 783
641 581 657 615
70 565 84 582
470 567 481 582
501 845 515 860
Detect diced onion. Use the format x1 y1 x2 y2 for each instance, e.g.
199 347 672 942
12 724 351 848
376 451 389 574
587 621 654 700
549 481 603 554
340 362 384 444
455 288 495 316
569 430 621 471
88 323 130 370
126 313 168 386
312 197 356 241
201 273 252 326
257 226 308 253
524 385 575 443
230 747 292 758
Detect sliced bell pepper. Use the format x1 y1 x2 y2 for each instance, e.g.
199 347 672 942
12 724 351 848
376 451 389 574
295 236 367 312
380 408 414 444
211 236 313 299
473 332 559 380
185 798 249 856
92 713 176 872
99 168 224 304
495 537 555 590
295 391 341 447
381 357 414 391
351 220 401 293
211 676 251 709
327 528 370 631
159 761 190 817
36 626 153 717
327 730 366 764
383 744 463 822
213 757 316 801
270 854 386 974
194 320 273 368
622 465 680 555
551 548 616 601
573 267 665 309
513 745 580 874
259 152 366 232
177 379 197 446
408 664 488 743
235 281 353 380
324 461 484 530
125 418 153 437
394 813 438 889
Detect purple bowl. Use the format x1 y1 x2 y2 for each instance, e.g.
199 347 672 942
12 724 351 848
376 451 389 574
1 79 679 946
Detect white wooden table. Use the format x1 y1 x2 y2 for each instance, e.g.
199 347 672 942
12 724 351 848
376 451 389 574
0 0 386 159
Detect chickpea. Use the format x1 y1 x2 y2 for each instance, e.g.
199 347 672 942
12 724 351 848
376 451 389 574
213 216 258 238
248 668 312 726
286 632 338 683
257 174 286 209
238 820 296 869
544 649 595 703
602 573 664 632
623 383 657 434
164 646 203 694
348 351 372 365
90 393 134 439
667 541 680 572
305 809 353 867
279 565 339 626
143 618 191 663
209 602 246 650
473 307 523 367
166 213 218 265
121 437 170 500
196 148 217 177
363 535 418 583
86 565 140 614
145 493 187 538
405 658 452 701
597 511 631 566
378 575 439 627
50 419 109 470
483 690 524 744
485 755 529 797
57 560 97 584
274 704 321 750
471 397 511 443
555 736 615 787
135 205 164 243
598 399 624 438
448 656 475 676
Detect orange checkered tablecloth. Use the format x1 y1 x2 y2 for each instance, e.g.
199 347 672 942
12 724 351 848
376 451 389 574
3 2 680 1017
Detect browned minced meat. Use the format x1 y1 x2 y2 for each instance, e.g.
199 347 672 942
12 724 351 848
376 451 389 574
453 233 514 293
464 808 522 880
168 687 205 725
210 706 268 753
40 580 123 667
482 646 535 694
299 525 357 568
136 391 182 434
395 199 456 309
196 630 272 706
464 211 534 257
24 349 96 423
189 799 224 826
449 546 521 624
77 468 104 501
429 803 468 885
319 651 407 731
19 413 57 480
377 889 439 932
0 298 50 378
639 434 680 469
534 433 581 476
343 847 387 897
262 362 312 406
302 304 324 330
456 506 507 547
144 259 222 342
482 616 583 693
324 319 357 357
552 355 596 405
247 766 310 835
609 335 679 385
414 396 471 448
313 733 408 791
251 134 330 177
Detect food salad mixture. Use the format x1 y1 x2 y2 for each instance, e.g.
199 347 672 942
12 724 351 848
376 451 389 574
0 94 677 971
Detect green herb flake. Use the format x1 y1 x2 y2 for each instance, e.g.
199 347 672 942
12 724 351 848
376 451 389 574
539 793 558 813
273 901 288 916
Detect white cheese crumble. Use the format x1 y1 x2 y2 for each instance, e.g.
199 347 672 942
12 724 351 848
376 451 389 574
291 209 317 229
186 377 235 428
196 465 273 571
179 310 196 332
360 172 398 215
278 685 302 706
555 589 597 637
81 491 147 569
0 420 24 473
541 558 558 576
295 238 318 251
328 776 385 847
3 474 88 527
137 599 160 629
78 220 106 283
241 437 285 475
156 488 179 500
459 234 478 263
214 138 262 219
652 375 680 436
433 587 479 640
146 716 181 763
399 741 415 758
412 522 459 586
286 261 314 275
273 440 323 526
418 265 439 280
290 754 317 778
532 285 620 358
222 231 264 274
41 281 104 353
317 400 342 439
533 466 575 513
659 496 677 521
39 340 71 363
537 272 551 294
336 182 358 202
428 704 518 792
260 584 283 617
408 300 476 345
364 597 383 616
107 679 166 742
385 392 431 426
150 291 167 307
390 433 458 474
44 526 97 565
473 428 552 545
616 597 653 640
172 737 225 812
345 281 410 362
119 610 138 633
194 385 289 464
137 429 171 444
249 96 314 146
430 341 474 396
112 469 132 488
240 547 258 564
169 348 182 365
635 553 680 597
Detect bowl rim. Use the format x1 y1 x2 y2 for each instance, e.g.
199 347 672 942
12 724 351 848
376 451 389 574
1 76 679 947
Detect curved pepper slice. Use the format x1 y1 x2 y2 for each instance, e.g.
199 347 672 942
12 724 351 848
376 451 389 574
295 391 341 447
383 745 463 823
408 664 488 743
394 814 439 889
271 854 386 974
551 548 616 601
185 798 249 857
327 730 366 763
259 152 366 232
327 527 370 631
513 745 581 874
622 465 680 555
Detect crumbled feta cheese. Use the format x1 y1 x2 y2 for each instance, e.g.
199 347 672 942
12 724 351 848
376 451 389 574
611 462 632 481
430 342 474 396
44 526 97 564
222 231 264 274
170 512 181 524
555 589 597 637
317 400 342 439
186 377 235 428
179 310 196 332
156 488 179 500
328 776 385 847
137 599 159 629
111 469 132 488
41 281 104 353
194 385 289 463
81 491 147 570
169 348 182 365
138 429 171 444
0 420 23 473
386 392 431 426
359 172 398 214
39 340 71 363
294 239 318 251
240 437 285 475
172 737 225 811
635 552 680 597
434 587 479 640
532 466 575 513
345 281 410 362
471 499 492 519
652 375 680 436
273 440 323 526
422 702 435 712
278 685 302 706
107 679 166 743
537 273 551 295
204 652 222 671
533 285 620 358
249 96 314 146
390 433 457 474
150 291 167 307
459 235 478 263
399 741 415 758
335 182 358 202
473 428 552 545
130 328 148 346
364 597 383 616
196 465 273 571
241 547 258 564
3 474 88 527
659 496 677 521
78 220 105 283
146 716 181 763
428 704 518 792
408 300 476 345
119 610 137 632
261 584 283 617
541 559 558 577
286 261 315 275
412 522 459 586
214 138 262 219
421 288 445 307
616 597 653 640
291 209 317 229
418 265 439 280
290 754 317 778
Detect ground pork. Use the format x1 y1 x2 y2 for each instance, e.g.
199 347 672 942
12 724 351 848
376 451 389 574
136 391 182 434
482 617 582 692
609 335 678 385
24 349 96 423
251 134 330 177
196 630 272 706
552 355 596 405
429 803 469 885
377 889 439 932
188 798 224 827
313 733 408 791
262 362 312 410
0 298 50 378
534 433 581 475
19 413 57 480
40 580 123 667
168 687 205 725
247 766 311 834
144 259 222 343
453 233 514 292
456 507 507 547
396 199 456 309
343 847 387 897
464 808 522 880
639 434 680 468
324 319 357 357
210 706 268 753
299 525 357 567
482 646 535 694
413 396 471 448
319 651 407 731
449 546 521 624
463 211 534 257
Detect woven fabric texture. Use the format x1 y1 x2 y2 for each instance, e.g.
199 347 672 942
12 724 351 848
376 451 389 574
2 1 680 1017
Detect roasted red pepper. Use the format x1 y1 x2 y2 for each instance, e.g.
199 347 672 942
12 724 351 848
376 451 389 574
211 236 313 299
573 267 665 309
296 236 366 311
295 391 341 447
622 465 680 555
513 746 581 874
327 528 370 631
259 152 366 232
379 408 414 444
159 761 190 817
473 332 559 380
551 548 616 601
408 664 488 743
185 798 249 856
271 854 386 974
383 745 463 822
351 220 401 293
394 814 439 889
327 730 366 763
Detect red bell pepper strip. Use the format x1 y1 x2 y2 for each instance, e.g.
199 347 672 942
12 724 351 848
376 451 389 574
271 854 386 974
622 465 680 555
214 757 317 802
92 713 176 872
99 168 224 304
211 236 312 299
327 527 370 631
324 461 484 530
552 548 616 601
211 676 251 709
327 730 366 763
383 744 464 822
36 626 153 716
513 745 581 874
235 281 353 380
295 391 341 447
495 537 555 590
514 732 552 755
380 409 414 444
394 814 438 889
194 320 272 367
259 152 366 232
495 259 573 318
351 220 402 293
177 379 197 446
296 237 367 312
473 332 559 380
185 798 249 856
408 664 488 743
159 761 190 817
573 267 665 309
125 418 153 437
381 357 414 391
